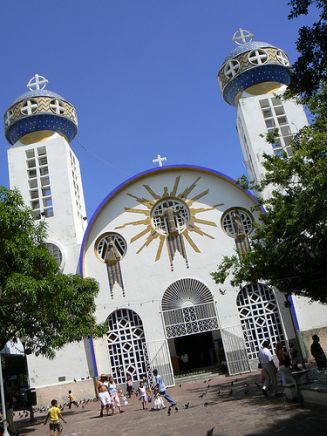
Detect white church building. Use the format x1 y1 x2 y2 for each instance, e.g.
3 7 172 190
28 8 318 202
3 30 327 404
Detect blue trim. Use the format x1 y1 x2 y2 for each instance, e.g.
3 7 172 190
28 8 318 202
7 114 77 144
88 336 98 378
223 64 291 105
288 295 300 331
79 164 261 276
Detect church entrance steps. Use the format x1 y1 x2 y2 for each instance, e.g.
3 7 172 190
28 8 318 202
174 369 220 385
300 383 327 406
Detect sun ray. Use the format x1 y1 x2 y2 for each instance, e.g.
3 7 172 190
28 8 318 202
155 236 165 261
136 231 159 254
192 217 217 227
127 193 154 209
183 230 201 252
115 218 150 229
130 225 152 243
190 206 216 214
170 176 181 196
143 185 160 200
188 223 215 239
178 177 201 199
124 207 150 215
186 189 209 206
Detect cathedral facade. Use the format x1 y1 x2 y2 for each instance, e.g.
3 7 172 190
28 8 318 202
3 31 327 404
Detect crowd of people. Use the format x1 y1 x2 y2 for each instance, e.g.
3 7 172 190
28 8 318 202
258 335 327 397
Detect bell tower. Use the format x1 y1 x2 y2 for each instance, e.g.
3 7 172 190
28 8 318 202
218 29 308 188
5 74 87 274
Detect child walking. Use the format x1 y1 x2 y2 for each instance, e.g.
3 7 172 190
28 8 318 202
44 399 67 436
108 376 123 414
137 381 148 409
126 375 133 398
68 390 79 408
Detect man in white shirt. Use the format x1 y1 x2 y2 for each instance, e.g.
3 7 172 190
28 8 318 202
258 340 277 396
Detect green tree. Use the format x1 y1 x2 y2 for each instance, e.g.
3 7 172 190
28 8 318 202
211 88 327 302
287 0 327 98
0 187 105 357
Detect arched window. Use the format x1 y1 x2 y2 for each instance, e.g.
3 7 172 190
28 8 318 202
107 309 146 383
236 283 285 360
46 243 63 268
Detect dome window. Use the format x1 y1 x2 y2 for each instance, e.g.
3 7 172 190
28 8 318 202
276 50 290 66
151 198 190 236
224 59 240 79
95 232 127 262
20 99 38 115
221 208 253 238
248 49 268 66
50 99 66 115
5 110 13 127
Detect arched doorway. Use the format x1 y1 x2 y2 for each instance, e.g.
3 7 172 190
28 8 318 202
237 283 285 365
107 308 146 384
162 278 221 375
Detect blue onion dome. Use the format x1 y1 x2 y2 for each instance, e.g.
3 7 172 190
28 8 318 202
4 74 78 145
218 29 291 106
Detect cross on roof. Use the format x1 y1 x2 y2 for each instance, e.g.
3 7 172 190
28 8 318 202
27 74 48 91
232 28 254 45
152 154 167 167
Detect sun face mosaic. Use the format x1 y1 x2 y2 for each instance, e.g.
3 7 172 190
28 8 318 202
115 176 223 270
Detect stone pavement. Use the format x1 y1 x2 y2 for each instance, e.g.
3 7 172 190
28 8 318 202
14 373 327 436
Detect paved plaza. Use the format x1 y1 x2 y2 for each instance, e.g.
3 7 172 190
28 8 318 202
15 373 326 436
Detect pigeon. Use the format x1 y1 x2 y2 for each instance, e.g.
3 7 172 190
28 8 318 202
244 388 249 395
204 402 208 407
184 402 190 409
207 384 210 389
219 288 226 295
207 427 215 436
199 393 206 398
167 407 171 416
231 381 234 387
74 378 77 382
179 384 182 388
228 388 233 395
175 406 179 412
216 390 221 396
255 383 260 388
203 380 207 384
208 378 212 382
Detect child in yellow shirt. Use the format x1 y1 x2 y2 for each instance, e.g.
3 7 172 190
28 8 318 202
68 390 79 408
44 399 67 436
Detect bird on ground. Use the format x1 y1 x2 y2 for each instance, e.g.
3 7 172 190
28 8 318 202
203 380 207 383
184 402 190 409
244 388 249 395
228 388 233 395
231 381 234 387
24 411 28 417
207 384 210 389
199 393 206 398
208 378 212 382
167 407 171 416
255 383 260 388
175 406 179 412
204 402 208 407
216 390 221 396
206 427 215 436
179 384 182 388
74 378 77 382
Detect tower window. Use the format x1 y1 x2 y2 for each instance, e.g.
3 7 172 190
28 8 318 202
37 147 46 156
50 99 66 115
259 99 270 109
44 208 54 218
276 50 290 66
27 169 37 179
29 179 38 189
30 190 39 199
39 166 49 176
39 156 48 166
27 159 36 169
274 106 285 116
40 176 50 186
43 197 53 208
42 187 51 197
26 149 35 159
31 200 40 210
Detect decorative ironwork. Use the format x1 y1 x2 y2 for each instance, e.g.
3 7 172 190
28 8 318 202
107 309 146 384
221 207 253 238
95 232 127 262
220 324 250 375
151 198 190 236
143 339 175 388
162 278 214 310
236 283 285 360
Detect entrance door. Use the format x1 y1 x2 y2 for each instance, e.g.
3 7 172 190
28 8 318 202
174 331 217 370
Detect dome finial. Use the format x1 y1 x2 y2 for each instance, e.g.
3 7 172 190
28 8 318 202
232 28 254 45
27 74 49 91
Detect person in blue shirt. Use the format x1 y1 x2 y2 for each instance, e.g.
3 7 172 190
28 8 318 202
153 369 178 410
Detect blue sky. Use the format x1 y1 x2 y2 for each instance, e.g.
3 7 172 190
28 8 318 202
0 1 314 216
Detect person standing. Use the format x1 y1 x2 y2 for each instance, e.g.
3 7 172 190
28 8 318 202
152 369 178 410
311 335 327 372
258 340 277 396
137 381 148 410
107 376 123 414
95 374 112 417
180 353 190 373
126 375 133 398
275 342 292 386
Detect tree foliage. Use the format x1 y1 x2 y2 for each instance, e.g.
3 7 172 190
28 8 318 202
0 187 105 357
287 0 327 98
212 88 327 302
